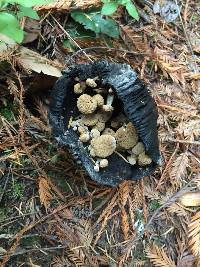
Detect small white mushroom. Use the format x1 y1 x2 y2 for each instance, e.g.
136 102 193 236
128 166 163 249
74 82 86 94
93 94 104 107
132 142 145 156
138 152 152 166
94 163 100 172
127 154 137 165
79 133 90 143
86 78 98 88
91 129 100 139
102 92 114 112
99 159 108 168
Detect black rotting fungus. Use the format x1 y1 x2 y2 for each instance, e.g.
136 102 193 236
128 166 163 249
49 61 161 187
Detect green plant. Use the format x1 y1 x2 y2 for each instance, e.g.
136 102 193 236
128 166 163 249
0 0 52 43
71 0 139 39
101 0 139 20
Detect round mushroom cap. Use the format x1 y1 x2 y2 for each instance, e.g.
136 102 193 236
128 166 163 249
97 111 112 123
91 129 100 139
115 122 138 150
102 128 116 137
132 142 145 155
138 152 152 166
77 94 97 114
91 135 116 158
93 94 104 107
79 133 90 143
81 114 98 126
86 78 97 88
78 125 88 134
74 82 86 94
93 121 105 132
127 154 137 165
100 159 108 168
103 104 114 112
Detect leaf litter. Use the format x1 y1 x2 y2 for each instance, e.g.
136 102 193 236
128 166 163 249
0 0 200 266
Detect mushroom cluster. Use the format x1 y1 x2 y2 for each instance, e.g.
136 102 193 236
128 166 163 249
70 77 152 172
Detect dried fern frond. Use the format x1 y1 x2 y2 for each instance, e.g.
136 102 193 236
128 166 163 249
38 177 54 209
167 203 188 217
146 244 176 267
188 211 200 256
65 246 86 267
170 153 189 188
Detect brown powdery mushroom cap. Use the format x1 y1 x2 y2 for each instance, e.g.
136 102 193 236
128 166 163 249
138 152 152 166
132 142 145 155
102 128 116 137
116 122 138 150
93 94 104 107
74 82 86 94
90 135 116 158
81 114 98 126
77 94 97 114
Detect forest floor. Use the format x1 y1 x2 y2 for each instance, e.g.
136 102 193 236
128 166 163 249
0 0 200 266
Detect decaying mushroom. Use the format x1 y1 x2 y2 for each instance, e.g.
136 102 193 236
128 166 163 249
77 94 97 114
90 135 116 158
115 122 138 150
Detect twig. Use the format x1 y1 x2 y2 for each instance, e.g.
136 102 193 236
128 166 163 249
0 166 11 203
51 15 94 63
67 46 151 62
168 138 200 146
145 176 199 230
0 245 69 259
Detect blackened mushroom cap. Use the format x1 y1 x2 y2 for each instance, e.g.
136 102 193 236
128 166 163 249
49 60 161 186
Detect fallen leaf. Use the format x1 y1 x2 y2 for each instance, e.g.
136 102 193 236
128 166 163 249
17 47 63 77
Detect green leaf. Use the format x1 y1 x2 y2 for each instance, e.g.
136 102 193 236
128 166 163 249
71 12 119 38
125 2 139 20
71 12 100 33
101 2 118 15
0 12 24 43
3 0 53 7
94 15 119 38
18 6 39 19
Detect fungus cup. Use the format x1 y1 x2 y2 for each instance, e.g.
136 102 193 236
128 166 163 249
49 61 161 186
